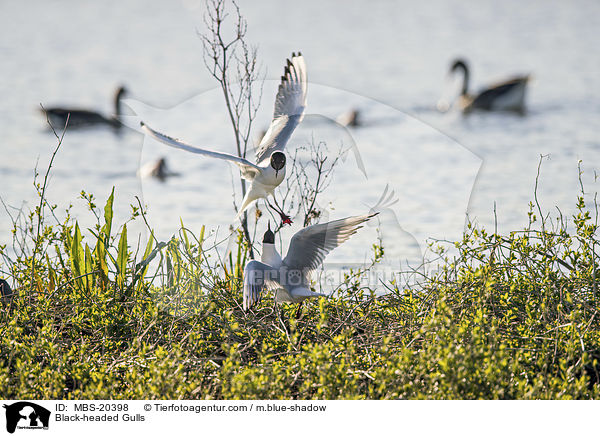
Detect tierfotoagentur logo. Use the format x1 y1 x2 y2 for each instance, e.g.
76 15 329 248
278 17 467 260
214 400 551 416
2 402 50 434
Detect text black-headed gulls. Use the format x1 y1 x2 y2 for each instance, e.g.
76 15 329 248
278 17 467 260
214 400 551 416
243 213 377 311
140 53 307 225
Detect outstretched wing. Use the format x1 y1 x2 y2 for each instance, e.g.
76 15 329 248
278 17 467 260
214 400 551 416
141 122 261 179
255 53 308 164
369 184 399 214
283 213 377 273
243 260 279 311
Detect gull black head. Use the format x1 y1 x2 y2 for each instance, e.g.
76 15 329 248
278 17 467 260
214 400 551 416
270 151 286 177
262 222 275 244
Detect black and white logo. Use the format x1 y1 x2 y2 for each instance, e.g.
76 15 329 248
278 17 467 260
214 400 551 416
2 402 50 434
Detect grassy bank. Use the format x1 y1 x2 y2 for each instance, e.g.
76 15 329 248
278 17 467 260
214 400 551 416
1 178 599 399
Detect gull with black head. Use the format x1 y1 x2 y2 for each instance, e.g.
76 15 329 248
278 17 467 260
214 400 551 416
243 213 377 312
140 52 308 225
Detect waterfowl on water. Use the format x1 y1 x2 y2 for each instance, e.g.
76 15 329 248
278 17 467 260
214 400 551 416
243 213 376 311
140 52 308 225
42 86 128 129
446 59 529 114
336 108 361 127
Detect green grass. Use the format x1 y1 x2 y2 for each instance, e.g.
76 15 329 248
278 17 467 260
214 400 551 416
1 173 599 399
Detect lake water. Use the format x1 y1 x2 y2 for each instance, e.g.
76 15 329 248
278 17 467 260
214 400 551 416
1 0 599 277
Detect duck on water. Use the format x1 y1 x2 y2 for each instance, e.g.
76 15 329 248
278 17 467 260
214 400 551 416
137 157 180 181
440 59 530 114
42 86 128 129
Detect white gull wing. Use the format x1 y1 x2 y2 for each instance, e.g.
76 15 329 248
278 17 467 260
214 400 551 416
141 122 261 180
255 53 308 164
283 213 377 274
243 260 280 311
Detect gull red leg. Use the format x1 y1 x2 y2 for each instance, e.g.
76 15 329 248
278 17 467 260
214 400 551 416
266 199 293 225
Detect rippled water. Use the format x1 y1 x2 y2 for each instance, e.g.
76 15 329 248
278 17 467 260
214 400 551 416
1 0 599 270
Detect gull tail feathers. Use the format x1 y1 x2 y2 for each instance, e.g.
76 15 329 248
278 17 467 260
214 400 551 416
234 199 252 222
235 189 260 222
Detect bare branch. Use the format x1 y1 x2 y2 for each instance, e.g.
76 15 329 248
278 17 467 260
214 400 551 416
200 0 263 252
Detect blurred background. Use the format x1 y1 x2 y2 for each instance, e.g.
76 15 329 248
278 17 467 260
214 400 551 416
1 0 599 269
